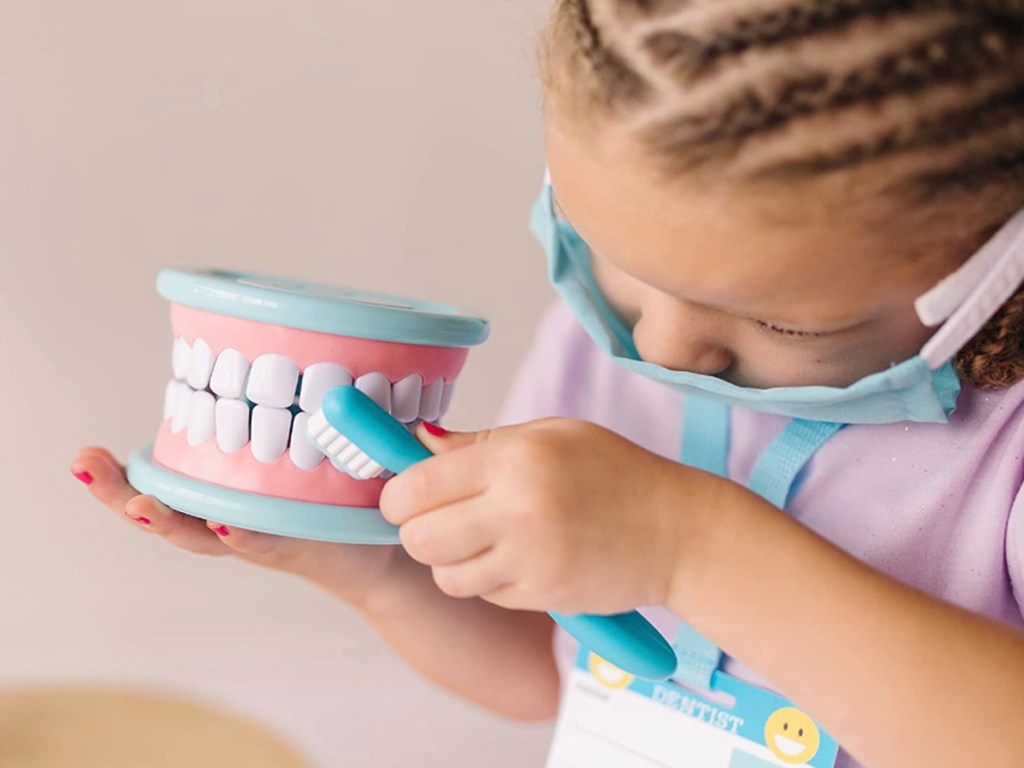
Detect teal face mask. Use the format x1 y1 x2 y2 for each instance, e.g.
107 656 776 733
529 180 1024 425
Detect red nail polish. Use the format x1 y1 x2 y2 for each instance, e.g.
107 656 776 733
212 525 230 537
131 516 151 526
73 471 94 485
423 422 447 437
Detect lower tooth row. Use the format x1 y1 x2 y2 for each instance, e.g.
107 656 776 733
167 382 327 469
164 381 436 470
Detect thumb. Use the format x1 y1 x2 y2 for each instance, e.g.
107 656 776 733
414 421 497 455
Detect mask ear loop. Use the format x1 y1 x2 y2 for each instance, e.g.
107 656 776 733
915 207 1024 369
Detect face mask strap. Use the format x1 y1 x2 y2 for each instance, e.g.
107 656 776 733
916 207 1024 369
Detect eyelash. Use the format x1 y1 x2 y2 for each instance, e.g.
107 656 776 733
755 320 829 339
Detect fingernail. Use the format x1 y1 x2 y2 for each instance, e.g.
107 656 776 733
423 422 447 437
212 525 230 537
72 470 94 486
130 516 151 526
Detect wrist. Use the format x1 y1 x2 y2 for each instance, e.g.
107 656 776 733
660 466 747 618
291 544 409 614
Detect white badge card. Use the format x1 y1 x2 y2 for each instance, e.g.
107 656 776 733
546 648 838 768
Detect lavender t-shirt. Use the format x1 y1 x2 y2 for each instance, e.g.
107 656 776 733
497 299 1024 768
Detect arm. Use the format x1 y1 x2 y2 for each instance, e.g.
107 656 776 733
362 552 560 722
71 447 560 723
668 476 1024 768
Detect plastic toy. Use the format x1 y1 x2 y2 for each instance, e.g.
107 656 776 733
126 268 487 543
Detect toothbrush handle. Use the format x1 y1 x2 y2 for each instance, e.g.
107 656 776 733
322 386 679 681
550 612 677 682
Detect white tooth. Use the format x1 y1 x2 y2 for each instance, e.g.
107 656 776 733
439 379 456 418
289 413 324 470
186 391 216 447
172 338 192 380
418 378 444 422
299 363 352 413
187 338 215 390
246 354 300 408
163 380 189 419
171 385 193 433
215 399 250 454
250 405 292 463
355 372 392 413
210 348 250 399
391 374 423 423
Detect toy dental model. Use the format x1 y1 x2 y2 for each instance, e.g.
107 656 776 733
127 268 677 680
126 268 485 543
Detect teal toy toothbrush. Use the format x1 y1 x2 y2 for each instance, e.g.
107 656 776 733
307 385 679 681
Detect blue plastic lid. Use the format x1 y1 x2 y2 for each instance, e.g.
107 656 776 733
157 268 489 347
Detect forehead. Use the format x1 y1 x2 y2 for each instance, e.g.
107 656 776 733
544 117 948 328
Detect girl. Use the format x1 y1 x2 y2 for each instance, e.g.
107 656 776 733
72 2 1024 766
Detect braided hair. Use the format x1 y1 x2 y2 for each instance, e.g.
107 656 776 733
539 0 1024 389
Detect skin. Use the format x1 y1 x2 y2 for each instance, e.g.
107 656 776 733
71 110 1024 765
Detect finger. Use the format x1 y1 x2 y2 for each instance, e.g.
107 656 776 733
125 495 231 557
398 498 495 566
207 523 401 580
206 523 304 562
478 582 527 611
430 550 508 600
71 447 138 512
379 448 489 525
71 448 231 557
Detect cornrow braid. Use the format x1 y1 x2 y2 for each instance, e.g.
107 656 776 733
644 0 1024 85
759 82 1024 179
910 145 1024 198
646 20 1022 165
564 0 651 110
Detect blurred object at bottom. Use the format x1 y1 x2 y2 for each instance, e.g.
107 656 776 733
0 686 312 768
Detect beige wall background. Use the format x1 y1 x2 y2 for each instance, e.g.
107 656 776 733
0 1 559 765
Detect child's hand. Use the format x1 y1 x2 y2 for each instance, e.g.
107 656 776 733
379 419 718 616
70 446 404 608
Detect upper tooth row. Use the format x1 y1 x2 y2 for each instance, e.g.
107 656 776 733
171 337 455 422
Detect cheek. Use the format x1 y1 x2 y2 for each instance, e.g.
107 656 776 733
732 325 929 389
589 251 644 326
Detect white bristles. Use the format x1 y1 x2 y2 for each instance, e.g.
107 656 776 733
306 407 388 480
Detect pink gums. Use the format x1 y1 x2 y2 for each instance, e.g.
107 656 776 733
169 304 468 383
151 303 472 506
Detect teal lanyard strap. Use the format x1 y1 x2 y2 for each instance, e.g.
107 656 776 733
672 397 846 690
746 418 845 508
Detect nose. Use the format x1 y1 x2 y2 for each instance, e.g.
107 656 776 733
631 297 734 376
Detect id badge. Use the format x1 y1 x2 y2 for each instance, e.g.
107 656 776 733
546 648 838 768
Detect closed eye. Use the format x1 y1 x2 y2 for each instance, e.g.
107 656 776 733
754 320 833 338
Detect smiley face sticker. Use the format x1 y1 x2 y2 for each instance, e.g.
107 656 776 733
587 653 635 689
764 707 820 764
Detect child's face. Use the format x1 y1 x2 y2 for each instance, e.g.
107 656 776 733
545 116 961 389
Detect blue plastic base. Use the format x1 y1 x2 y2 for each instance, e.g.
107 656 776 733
125 446 400 544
